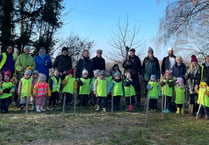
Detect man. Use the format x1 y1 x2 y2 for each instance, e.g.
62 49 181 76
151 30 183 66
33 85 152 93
196 55 209 85
123 48 142 105
53 47 72 79
92 49 106 71
161 47 176 75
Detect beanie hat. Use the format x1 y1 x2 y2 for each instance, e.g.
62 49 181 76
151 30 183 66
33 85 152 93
24 69 32 75
62 47 68 52
93 69 100 75
167 47 174 51
39 73 47 81
33 70 39 75
176 77 184 84
113 71 121 77
150 75 156 81
82 69 88 75
191 55 198 62
99 70 106 76
4 70 11 78
23 45 31 51
68 69 74 75
148 47 153 53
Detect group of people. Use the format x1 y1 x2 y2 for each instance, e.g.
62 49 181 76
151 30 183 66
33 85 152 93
0 44 209 119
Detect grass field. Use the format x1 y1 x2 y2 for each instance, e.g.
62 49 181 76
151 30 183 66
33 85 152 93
0 108 209 145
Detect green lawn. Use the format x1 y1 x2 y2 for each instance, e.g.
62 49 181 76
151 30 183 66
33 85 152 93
0 109 208 145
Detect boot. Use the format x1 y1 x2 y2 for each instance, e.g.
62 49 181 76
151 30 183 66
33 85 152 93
181 108 184 115
95 105 100 112
40 106 45 112
176 107 180 114
36 105 41 112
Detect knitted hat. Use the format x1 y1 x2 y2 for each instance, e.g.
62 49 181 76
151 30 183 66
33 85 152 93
176 77 184 84
33 70 39 75
62 47 68 52
82 69 88 75
148 47 153 53
150 75 156 81
68 69 74 75
4 70 11 78
93 69 100 75
191 55 198 62
39 73 47 81
113 71 121 77
23 45 31 51
99 70 106 76
167 47 174 51
24 69 32 75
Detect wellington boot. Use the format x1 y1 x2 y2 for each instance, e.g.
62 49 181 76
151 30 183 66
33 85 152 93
176 107 180 114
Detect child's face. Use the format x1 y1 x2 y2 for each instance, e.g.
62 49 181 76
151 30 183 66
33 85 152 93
82 73 88 78
126 73 131 79
99 75 104 79
94 73 98 78
4 76 10 82
115 76 120 80
165 74 170 79
68 73 73 77
200 82 207 88
32 74 39 79
24 74 31 79
54 71 59 76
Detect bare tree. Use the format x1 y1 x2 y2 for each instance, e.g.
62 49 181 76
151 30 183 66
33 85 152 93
157 0 209 58
109 16 145 62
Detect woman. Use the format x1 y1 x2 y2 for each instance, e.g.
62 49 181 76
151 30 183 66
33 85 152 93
0 45 17 76
34 47 52 78
172 56 187 79
186 55 200 115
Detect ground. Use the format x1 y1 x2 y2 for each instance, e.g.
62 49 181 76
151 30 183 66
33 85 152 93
0 108 209 145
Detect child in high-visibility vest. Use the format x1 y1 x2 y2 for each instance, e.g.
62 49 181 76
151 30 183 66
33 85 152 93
33 73 51 112
49 69 61 109
93 70 108 112
175 77 186 114
147 75 160 111
109 71 124 110
160 71 175 113
90 69 100 105
195 78 209 119
78 69 91 107
124 72 136 110
62 69 77 109
0 71 16 113
18 69 33 110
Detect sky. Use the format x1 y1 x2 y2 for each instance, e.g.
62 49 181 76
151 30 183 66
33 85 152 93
58 0 169 60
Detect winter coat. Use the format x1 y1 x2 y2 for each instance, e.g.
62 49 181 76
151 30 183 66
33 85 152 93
15 53 35 74
92 56 106 70
123 55 142 78
0 52 16 75
172 63 187 78
161 55 176 75
142 56 161 81
76 57 93 78
196 63 209 85
53 54 72 73
34 54 52 77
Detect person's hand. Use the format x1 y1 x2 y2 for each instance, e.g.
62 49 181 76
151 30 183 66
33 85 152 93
194 85 199 90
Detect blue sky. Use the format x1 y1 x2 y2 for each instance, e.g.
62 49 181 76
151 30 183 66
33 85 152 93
58 0 169 60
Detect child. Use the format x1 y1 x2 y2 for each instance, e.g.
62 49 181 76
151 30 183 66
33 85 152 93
33 73 51 112
93 70 108 112
147 75 160 111
90 69 100 105
195 78 209 119
0 71 16 113
160 71 175 113
124 72 136 110
175 77 186 114
62 69 76 109
49 69 61 109
78 69 91 107
31 71 39 110
109 71 124 110
18 69 33 110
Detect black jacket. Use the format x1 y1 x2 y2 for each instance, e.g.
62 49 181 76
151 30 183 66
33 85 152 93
161 55 176 75
92 56 106 70
196 63 209 85
53 54 72 72
172 63 186 78
76 57 93 78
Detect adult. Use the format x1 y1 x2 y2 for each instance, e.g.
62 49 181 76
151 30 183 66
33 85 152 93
161 47 176 75
15 45 35 79
0 45 17 76
123 48 142 105
186 55 200 115
196 55 209 85
76 50 93 78
53 47 72 79
92 49 106 71
34 47 52 78
172 56 187 79
142 47 161 96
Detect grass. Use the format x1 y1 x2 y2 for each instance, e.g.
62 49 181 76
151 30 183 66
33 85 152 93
0 108 209 145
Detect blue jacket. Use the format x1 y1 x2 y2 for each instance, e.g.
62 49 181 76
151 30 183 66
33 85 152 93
34 54 52 77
